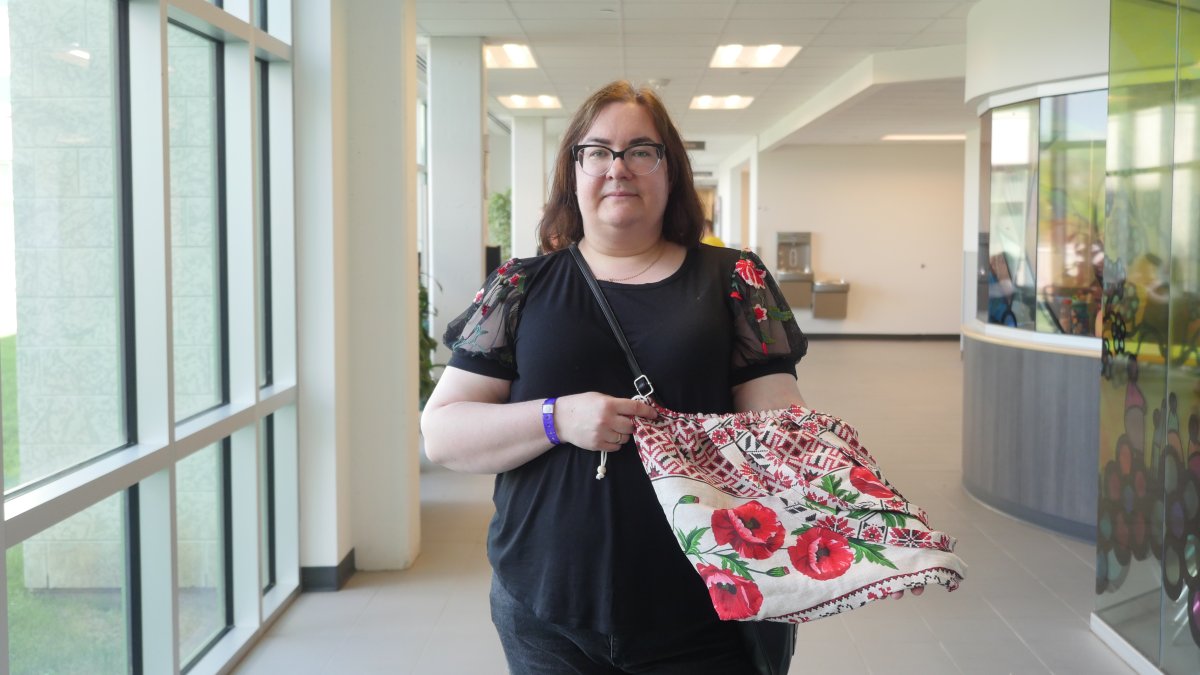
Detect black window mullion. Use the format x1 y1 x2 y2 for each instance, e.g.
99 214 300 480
260 58 273 387
216 40 230 406
125 485 142 675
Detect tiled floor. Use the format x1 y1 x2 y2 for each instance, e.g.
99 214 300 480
233 340 1134 675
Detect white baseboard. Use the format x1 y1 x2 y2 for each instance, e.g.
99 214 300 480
1091 613 1162 674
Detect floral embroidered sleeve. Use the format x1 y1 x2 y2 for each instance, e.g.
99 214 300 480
727 249 808 383
441 257 528 380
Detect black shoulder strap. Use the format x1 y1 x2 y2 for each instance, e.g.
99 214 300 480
568 243 655 400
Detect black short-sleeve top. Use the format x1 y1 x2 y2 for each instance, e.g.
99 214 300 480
442 244 807 634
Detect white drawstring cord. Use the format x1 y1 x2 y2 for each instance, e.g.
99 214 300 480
596 451 608 479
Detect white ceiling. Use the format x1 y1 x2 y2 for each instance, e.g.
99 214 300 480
415 0 981 171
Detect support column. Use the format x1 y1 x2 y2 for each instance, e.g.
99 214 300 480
428 37 486 353
293 0 421 581
511 116 545 258
342 0 420 571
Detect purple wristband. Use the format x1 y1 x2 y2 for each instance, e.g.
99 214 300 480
541 398 561 445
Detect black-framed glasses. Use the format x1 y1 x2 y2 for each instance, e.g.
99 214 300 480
572 142 665 177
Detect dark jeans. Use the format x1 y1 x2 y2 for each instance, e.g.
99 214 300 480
489 577 760 675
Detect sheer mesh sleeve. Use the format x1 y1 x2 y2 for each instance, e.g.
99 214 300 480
441 258 528 379
727 249 808 384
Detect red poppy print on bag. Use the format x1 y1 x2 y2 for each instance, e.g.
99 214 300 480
849 466 895 499
712 501 786 560
734 258 766 288
788 527 855 581
696 563 764 620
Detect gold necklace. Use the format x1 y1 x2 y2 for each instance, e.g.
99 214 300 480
604 242 666 282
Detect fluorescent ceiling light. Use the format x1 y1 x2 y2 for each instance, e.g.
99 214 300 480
499 94 561 110
485 43 537 69
881 134 967 141
710 44 800 68
690 95 754 110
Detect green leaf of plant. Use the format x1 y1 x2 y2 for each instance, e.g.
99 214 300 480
717 553 754 581
847 539 898 570
682 527 710 555
791 525 811 536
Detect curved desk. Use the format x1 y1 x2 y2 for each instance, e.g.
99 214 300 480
962 322 1100 540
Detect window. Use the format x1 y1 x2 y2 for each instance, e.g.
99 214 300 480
1 2 297 673
168 23 226 422
176 441 230 666
980 90 1108 337
0 0 128 493
7 493 130 673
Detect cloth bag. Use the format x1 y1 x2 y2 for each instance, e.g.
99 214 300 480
566 244 966 626
633 404 966 623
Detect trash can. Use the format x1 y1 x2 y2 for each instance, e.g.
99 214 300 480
812 280 850 319
777 271 814 309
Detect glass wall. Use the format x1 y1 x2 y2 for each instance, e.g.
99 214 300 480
980 91 1108 336
0 1 298 673
1097 0 1200 672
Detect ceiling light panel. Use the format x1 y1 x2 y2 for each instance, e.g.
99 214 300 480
709 44 801 68
690 95 754 110
498 94 562 109
881 134 967 141
484 43 537 68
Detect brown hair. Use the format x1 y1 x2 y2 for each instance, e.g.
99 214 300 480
537 81 704 253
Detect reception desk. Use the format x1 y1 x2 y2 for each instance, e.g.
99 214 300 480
962 322 1101 540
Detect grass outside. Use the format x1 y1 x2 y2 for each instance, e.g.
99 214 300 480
3 333 128 673
1 334 223 672
6 545 129 674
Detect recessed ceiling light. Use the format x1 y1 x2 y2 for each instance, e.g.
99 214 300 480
498 94 562 109
485 44 537 69
881 134 967 141
710 44 800 68
689 95 754 110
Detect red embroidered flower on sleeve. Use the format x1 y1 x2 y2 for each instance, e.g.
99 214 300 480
473 288 485 304
753 304 768 322
734 258 766 288
509 273 521 286
730 290 743 300
788 527 854 580
711 500 786 560
696 563 764 620
849 466 895 499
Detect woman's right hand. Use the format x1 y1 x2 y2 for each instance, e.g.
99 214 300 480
554 392 658 452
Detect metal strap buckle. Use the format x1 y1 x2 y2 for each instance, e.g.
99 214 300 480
633 374 655 402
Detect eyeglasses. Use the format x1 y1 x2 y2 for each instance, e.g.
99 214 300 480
572 142 666 177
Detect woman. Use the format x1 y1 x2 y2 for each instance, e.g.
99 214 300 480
421 81 807 674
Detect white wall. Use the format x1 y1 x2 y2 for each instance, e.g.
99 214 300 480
756 144 965 335
965 0 1109 105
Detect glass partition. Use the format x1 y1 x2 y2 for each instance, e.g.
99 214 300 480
1097 0 1200 671
981 92 1108 336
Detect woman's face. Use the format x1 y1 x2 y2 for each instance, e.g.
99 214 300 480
574 102 670 238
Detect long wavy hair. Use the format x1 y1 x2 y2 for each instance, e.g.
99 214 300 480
537 81 704 253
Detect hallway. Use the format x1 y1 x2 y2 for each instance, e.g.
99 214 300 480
234 341 1131 675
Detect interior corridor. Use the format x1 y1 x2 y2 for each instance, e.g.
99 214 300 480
234 341 1131 675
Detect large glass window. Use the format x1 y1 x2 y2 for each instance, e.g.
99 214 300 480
981 91 1108 337
168 24 225 422
0 2 298 672
1036 90 1108 335
7 493 129 673
985 100 1039 329
0 0 127 492
176 441 230 666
